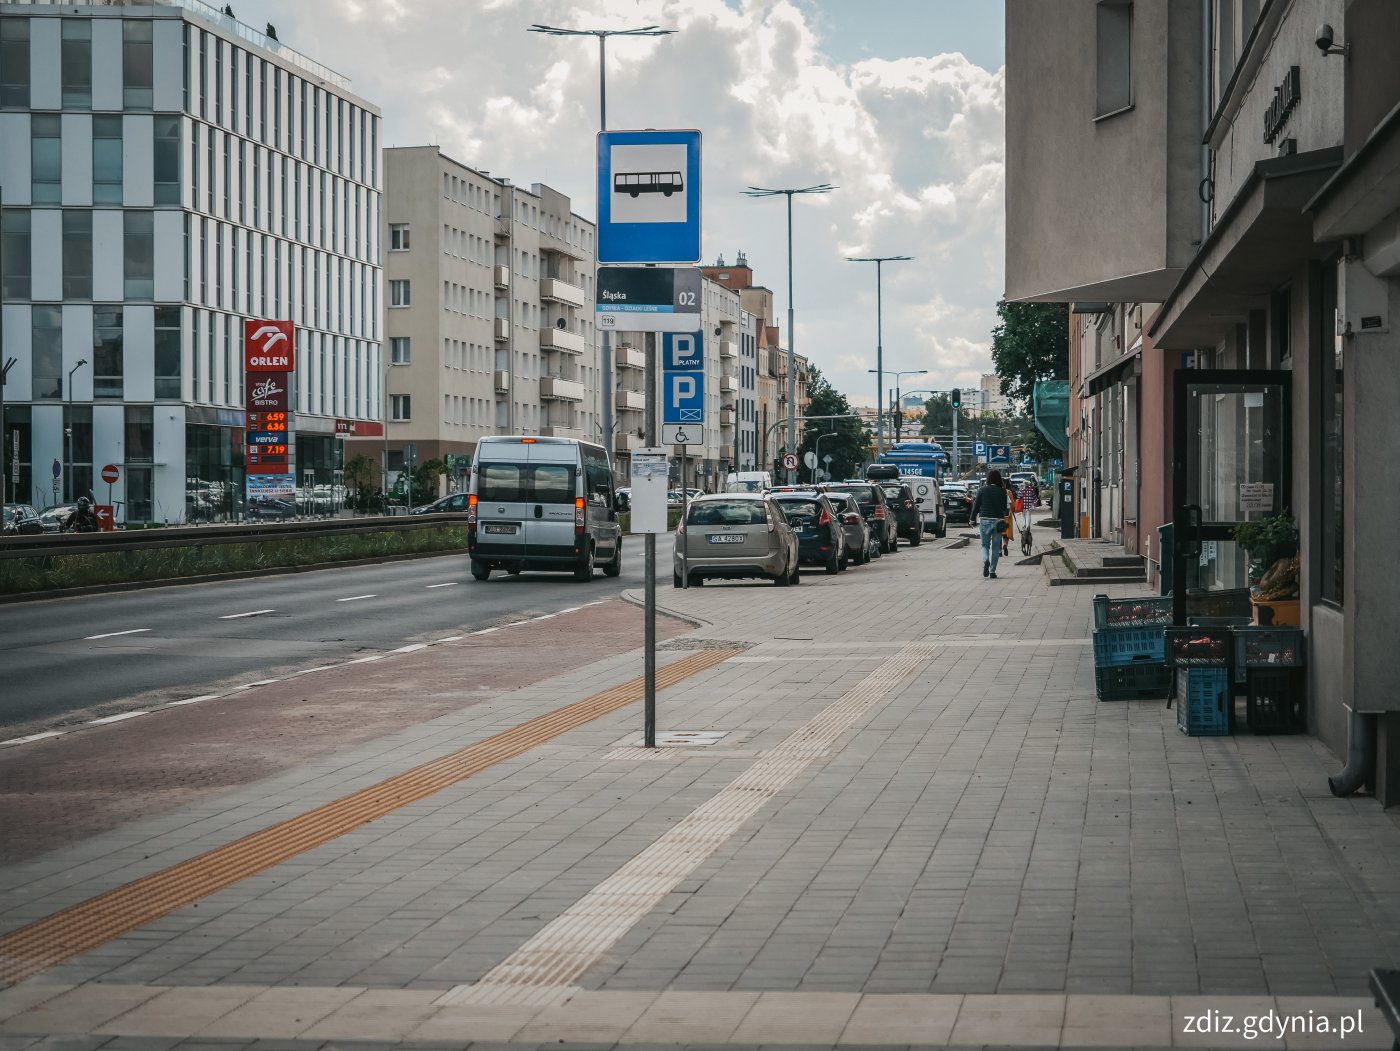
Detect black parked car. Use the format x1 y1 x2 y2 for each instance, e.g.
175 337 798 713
773 492 847 574
941 483 975 525
2 504 44 535
410 493 471 515
820 481 898 554
823 491 875 564
877 482 922 547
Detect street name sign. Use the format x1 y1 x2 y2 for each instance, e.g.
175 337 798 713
596 266 702 332
597 129 702 264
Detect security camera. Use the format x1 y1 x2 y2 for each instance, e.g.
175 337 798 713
1315 23 1348 56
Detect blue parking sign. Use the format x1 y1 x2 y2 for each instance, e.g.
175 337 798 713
663 331 705 424
664 331 702 370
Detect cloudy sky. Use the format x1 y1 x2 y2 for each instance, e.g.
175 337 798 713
226 0 1006 407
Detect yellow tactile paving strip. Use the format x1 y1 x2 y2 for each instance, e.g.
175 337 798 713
0 648 739 985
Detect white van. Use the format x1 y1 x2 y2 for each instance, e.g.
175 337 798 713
467 436 623 582
724 470 773 493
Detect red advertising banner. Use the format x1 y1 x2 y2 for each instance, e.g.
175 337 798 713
245 372 291 413
243 320 296 372
334 419 386 437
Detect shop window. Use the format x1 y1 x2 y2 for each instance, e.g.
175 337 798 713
1095 2 1133 118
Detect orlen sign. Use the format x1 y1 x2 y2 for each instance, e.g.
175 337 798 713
243 320 296 372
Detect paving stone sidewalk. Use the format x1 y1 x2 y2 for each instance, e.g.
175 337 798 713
2 539 1399 1049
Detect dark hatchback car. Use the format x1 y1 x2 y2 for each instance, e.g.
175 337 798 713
822 491 875 564
878 482 923 547
941 483 975 525
773 492 847 574
2 504 44 535
821 481 898 553
410 493 471 515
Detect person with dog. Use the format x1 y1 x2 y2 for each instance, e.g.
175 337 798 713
971 469 1011 579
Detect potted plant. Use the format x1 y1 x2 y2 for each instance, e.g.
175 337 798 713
1231 511 1299 625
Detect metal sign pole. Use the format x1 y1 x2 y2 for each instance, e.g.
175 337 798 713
644 332 658 748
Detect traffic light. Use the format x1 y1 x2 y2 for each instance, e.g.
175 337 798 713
950 388 961 409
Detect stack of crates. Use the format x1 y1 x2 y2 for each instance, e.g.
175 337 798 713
1091 594 1173 700
1165 626 1233 735
1234 628 1306 733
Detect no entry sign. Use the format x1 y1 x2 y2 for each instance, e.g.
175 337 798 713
101 464 120 484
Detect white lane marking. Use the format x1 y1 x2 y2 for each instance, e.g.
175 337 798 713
87 711 149 726
441 641 935 1007
84 628 152 640
238 679 277 689
470 627 500 635
436 636 465 644
336 594 376 603
220 609 274 620
426 582 458 589
390 643 428 654
0 731 66 747
554 607 581 615
164 696 216 707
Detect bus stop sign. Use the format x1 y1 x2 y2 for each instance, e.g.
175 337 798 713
597 129 702 264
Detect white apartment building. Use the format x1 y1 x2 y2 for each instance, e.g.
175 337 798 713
359 146 596 489
975 373 1010 416
0 0 381 523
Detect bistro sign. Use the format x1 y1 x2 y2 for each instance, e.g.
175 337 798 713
1263 66 1301 145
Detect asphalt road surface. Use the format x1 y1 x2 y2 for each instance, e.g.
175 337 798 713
0 546 648 735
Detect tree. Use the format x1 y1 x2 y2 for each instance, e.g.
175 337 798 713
989 300 1068 413
343 452 383 514
919 394 956 437
796 368 871 481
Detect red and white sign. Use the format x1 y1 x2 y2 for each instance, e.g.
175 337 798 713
334 419 385 437
246 373 291 412
94 505 115 531
100 463 120 484
782 452 799 472
243 320 296 372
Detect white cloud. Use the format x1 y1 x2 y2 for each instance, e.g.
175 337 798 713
232 0 1005 401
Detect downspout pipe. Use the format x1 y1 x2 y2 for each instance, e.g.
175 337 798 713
1328 709 1376 797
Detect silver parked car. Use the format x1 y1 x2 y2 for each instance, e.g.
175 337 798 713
673 493 800 587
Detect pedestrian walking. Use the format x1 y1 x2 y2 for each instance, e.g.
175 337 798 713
1001 478 1015 556
971 469 1010 578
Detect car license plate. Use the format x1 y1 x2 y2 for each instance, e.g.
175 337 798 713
707 533 745 544
483 523 517 534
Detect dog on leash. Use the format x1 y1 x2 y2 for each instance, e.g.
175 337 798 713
1020 522 1034 557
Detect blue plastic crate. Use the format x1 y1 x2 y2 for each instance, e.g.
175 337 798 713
1092 626 1166 668
1176 667 1231 736
1095 664 1174 701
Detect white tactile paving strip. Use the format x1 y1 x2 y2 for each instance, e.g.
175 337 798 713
438 641 938 1008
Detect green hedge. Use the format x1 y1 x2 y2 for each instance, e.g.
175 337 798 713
0 526 471 595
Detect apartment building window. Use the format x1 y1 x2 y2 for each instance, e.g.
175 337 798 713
93 307 123 398
125 406 154 521
92 116 123 204
154 117 180 204
123 21 153 109
389 336 411 364
389 279 411 307
0 211 30 299
33 306 62 399
391 394 411 421
124 211 155 299
1095 1 1133 118
61 20 91 108
0 17 29 108
62 211 92 298
154 306 181 398
389 223 410 251
31 115 61 203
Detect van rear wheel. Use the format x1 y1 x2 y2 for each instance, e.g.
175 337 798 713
471 561 491 582
603 539 622 578
573 547 595 582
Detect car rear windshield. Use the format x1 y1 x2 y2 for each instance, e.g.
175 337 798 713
825 485 876 511
477 463 576 504
881 486 906 501
775 499 823 526
687 500 769 526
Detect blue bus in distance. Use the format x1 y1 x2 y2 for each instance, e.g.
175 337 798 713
874 441 946 480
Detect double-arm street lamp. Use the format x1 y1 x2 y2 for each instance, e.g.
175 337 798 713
528 23 675 467
868 368 928 442
848 254 912 459
744 183 836 484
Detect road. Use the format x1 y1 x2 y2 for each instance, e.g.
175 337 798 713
0 546 647 735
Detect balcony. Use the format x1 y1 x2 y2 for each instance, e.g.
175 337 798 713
720 375 739 393
540 376 585 402
540 278 586 308
493 264 509 288
493 370 510 394
539 425 583 439
494 215 511 240
719 445 734 461
718 339 737 359
615 388 646 411
720 407 736 427
541 327 586 355
614 433 644 454
615 344 646 370
493 318 510 342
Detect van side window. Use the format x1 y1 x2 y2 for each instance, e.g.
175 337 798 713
585 463 612 505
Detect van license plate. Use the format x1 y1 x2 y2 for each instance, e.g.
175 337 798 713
483 524 517 534
707 534 745 544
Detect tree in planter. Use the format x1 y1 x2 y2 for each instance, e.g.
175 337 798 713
342 453 383 515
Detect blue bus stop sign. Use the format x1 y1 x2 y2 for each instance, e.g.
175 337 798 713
597 130 702 264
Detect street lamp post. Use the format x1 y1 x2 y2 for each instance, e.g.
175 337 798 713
813 428 837 485
848 255 912 459
528 23 676 474
744 183 836 484
868 368 927 444
64 359 87 503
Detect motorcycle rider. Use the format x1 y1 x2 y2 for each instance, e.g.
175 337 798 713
63 496 99 533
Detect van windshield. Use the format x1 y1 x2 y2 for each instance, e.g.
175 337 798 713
477 463 577 504
726 480 763 493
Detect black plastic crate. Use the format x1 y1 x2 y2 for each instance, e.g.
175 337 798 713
1176 667 1231 736
1165 627 1233 667
1093 594 1174 629
1234 628 1305 670
1246 668 1305 734
1095 664 1174 701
